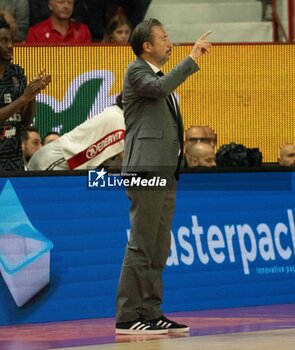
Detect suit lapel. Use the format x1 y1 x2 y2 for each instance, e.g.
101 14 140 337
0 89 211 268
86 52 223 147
168 93 180 123
137 59 184 148
166 93 176 116
168 93 184 152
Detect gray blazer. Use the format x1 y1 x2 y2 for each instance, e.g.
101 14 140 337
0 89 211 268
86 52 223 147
122 56 199 176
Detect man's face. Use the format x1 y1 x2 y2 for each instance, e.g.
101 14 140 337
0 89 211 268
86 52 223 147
147 26 172 67
188 143 216 168
279 145 295 166
185 127 209 153
43 133 60 145
22 131 42 162
197 153 216 167
49 0 74 20
0 28 13 63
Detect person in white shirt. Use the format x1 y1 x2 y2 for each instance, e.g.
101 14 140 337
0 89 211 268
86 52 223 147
27 94 125 170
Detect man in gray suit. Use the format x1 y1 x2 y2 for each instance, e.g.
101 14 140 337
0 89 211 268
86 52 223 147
116 18 211 335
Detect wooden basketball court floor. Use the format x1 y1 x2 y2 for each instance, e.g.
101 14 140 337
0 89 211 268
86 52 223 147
1 304 295 350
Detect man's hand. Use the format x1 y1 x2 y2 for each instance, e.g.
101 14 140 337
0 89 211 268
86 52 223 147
190 30 212 61
22 68 51 102
33 68 52 89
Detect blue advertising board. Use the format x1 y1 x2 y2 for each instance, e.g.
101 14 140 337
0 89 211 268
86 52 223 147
0 169 295 325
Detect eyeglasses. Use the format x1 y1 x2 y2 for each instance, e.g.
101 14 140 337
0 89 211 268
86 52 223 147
186 137 213 143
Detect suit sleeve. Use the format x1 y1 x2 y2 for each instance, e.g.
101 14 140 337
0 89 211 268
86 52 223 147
127 56 200 99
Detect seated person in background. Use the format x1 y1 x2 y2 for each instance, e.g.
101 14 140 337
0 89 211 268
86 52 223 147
216 143 263 167
278 144 295 167
110 0 151 31
185 125 217 151
184 125 210 153
102 15 132 43
261 0 272 21
42 131 60 145
203 125 217 148
84 0 151 42
27 94 125 170
21 126 42 169
0 0 29 42
185 142 216 168
26 0 91 44
29 0 87 26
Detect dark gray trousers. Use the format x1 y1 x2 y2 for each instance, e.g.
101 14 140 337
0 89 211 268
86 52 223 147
116 174 177 323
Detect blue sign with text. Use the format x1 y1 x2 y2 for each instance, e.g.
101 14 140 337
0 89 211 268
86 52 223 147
0 170 295 325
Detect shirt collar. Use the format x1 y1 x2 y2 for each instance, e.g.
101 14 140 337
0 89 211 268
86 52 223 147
48 17 74 36
144 60 161 75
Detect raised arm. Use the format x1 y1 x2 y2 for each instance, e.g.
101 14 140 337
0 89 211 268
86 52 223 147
189 30 212 61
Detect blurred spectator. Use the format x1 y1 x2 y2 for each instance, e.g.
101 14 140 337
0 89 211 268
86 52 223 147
0 0 29 42
185 142 216 168
82 0 107 42
27 94 125 170
102 15 131 43
247 147 263 166
21 126 42 169
42 131 60 145
261 0 272 21
84 0 151 42
26 0 91 44
203 125 217 148
184 125 214 153
216 143 263 167
29 0 88 26
0 15 51 171
185 125 207 151
278 144 295 166
113 0 152 30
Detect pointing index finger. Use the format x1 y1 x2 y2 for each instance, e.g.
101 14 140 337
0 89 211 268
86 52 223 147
198 30 212 41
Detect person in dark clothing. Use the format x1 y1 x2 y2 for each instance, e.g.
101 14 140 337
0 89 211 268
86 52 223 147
0 16 51 171
83 0 151 42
